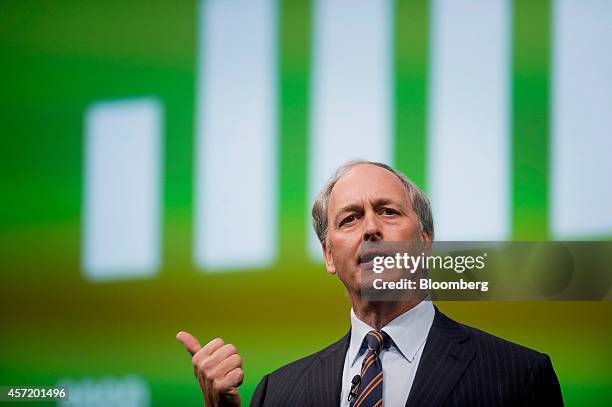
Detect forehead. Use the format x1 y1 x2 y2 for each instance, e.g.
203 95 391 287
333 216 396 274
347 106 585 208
328 164 410 211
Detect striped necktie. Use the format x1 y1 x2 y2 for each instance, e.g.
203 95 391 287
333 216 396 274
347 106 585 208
351 330 386 407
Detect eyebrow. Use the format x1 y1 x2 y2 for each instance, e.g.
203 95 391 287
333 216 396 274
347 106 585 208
333 198 402 225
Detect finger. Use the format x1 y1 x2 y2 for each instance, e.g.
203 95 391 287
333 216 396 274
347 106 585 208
176 331 202 356
193 339 228 370
198 343 237 372
204 343 237 367
214 367 244 391
209 353 242 378
201 337 226 357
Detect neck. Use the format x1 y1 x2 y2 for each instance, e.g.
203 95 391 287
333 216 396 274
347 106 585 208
351 298 423 330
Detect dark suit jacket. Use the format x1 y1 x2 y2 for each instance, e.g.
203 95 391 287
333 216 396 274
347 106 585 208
250 307 563 406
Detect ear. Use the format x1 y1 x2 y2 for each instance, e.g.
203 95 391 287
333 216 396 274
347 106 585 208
321 241 336 275
420 230 433 255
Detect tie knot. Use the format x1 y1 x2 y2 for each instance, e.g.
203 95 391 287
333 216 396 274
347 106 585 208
365 330 385 354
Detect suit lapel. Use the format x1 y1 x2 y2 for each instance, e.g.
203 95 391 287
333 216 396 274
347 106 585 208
304 332 350 407
405 307 475 407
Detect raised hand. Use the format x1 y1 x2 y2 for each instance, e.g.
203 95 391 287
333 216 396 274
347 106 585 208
176 331 244 407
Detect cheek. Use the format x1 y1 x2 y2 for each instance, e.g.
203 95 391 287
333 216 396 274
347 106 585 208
329 234 360 267
390 219 422 240
331 230 358 249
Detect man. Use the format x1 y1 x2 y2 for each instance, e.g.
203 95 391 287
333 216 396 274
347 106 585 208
177 160 564 406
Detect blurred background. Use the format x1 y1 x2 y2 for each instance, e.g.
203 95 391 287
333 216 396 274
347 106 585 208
1 0 611 405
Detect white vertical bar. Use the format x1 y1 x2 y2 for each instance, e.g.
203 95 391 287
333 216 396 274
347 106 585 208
309 0 393 259
82 98 163 281
551 0 612 238
427 0 510 240
194 0 277 271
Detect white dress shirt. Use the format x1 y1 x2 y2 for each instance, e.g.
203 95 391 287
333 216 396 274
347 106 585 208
340 300 435 407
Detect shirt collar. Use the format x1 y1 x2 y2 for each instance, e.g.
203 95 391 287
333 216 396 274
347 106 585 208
348 300 435 367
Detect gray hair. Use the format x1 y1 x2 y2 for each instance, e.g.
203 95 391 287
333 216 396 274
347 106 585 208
311 160 434 244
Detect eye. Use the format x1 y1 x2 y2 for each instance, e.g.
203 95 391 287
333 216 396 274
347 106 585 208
339 214 357 227
381 207 399 216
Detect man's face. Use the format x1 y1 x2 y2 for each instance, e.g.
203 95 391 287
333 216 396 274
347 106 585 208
322 164 430 295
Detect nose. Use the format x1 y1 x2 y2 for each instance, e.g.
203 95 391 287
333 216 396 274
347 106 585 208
362 211 383 242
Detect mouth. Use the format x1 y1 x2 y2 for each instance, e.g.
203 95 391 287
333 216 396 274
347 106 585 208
358 251 391 265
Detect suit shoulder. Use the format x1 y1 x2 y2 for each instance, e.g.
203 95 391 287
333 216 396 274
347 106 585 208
456 318 547 365
266 334 348 381
251 335 348 406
